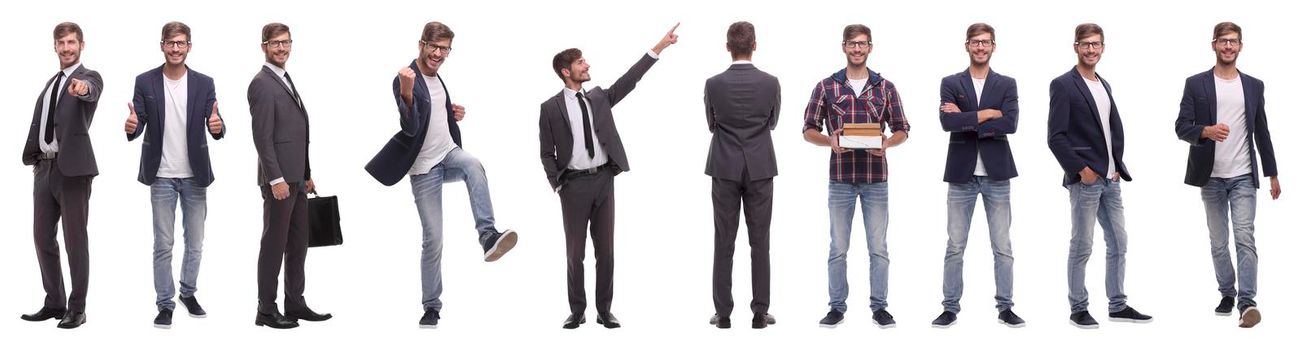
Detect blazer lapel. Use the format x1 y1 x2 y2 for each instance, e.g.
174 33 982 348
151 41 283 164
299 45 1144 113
959 69 979 110
152 68 167 132
187 67 202 130
553 91 572 132
260 66 303 113
1202 70 1217 126
1240 72 1257 133
978 70 1000 108
1070 69 1105 132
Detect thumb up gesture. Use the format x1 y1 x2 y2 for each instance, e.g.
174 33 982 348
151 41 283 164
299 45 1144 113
208 101 223 134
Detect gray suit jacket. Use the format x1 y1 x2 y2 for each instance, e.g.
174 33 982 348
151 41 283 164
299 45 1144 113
539 53 657 190
23 65 102 176
704 63 780 182
248 65 310 185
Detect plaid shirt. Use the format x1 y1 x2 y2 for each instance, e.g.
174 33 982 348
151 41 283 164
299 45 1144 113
803 69 910 183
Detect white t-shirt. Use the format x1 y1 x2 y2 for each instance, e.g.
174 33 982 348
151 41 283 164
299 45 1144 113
1212 75 1252 178
848 78 868 97
157 72 194 178
972 77 987 176
1084 77 1115 178
408 74 458 175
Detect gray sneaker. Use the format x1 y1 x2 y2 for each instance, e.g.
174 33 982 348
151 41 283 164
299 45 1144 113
482 229 518 262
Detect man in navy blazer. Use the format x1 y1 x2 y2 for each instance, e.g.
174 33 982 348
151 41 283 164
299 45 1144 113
1047 23 1151 329
124 22 224 329
364 22 518 329
1174 22 1279 328
932 23 1023 329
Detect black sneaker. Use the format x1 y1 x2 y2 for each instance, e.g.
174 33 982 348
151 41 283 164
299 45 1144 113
154 308 173 329
931 311 956 328
871 309 896 329
1238 306 1260 328
419 309 440 329
1108 306 1152 323
1215 296 1234 316
482 229 519 262
998 309 1025 328
1069 311 1099 329
818 310 844 328
180 295 207 318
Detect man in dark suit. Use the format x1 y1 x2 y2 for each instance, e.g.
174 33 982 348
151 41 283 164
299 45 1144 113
931 23 1024 329
20 21 101 330
1174 22 1279 329
124 21 225 329
365 21 518 329
539 23 678 329
703 21 779 330
247 22 329 329
1047 23 1150 329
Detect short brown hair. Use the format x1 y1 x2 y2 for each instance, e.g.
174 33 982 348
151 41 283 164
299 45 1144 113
53 22 83 42
727 21 756 58
1213 22 1241 40
966 23 995 41
843 24 871 43
421 21 455 42
161 21 191 42
552 48 582 81
1074 23 1104 43
261 23 290 42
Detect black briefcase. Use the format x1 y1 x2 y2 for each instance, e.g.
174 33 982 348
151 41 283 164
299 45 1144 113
307 194 343 247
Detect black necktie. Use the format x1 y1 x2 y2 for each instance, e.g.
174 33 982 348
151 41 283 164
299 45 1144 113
282 72 304 110
575 92 594 159
44 72 65 144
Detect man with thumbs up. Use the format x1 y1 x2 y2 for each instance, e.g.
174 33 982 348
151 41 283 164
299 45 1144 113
125 22 225 330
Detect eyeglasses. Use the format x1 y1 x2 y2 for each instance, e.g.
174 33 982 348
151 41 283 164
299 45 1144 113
966 39 994 47
1213 38 1242 47
1074 41 1104 49
843 40 872 49
161 40 191 49
421 41 452 54
263 39 293 48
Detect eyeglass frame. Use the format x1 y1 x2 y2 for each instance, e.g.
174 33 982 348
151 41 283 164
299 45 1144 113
262 39 293 48
421 40 452 54
842 40 872 49
1074 41 1104 49
161 40 192 49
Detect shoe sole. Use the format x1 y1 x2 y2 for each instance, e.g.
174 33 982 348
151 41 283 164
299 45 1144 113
931 321 955 329
419 324 439 329
874 322 896 329
254 320 299 329
1239 308 1261 328
1215 311 1233 316
819 319 844 328
596 319 621 329
999 320 1026 328
154 324 172 329
56 320 85 329
1107 317 1152 324
1070 320 1099 329
484 230 518 262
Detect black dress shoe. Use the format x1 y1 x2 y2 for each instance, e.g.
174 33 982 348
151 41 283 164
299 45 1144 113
285 307 332 322
20 307 66 322
562 313 585 329
596 313 621 329
255 308 299 329
752 313 776 329
57 311 86 329
710 313 731 329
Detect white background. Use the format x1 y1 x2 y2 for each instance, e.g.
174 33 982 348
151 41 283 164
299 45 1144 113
0 0 1295 348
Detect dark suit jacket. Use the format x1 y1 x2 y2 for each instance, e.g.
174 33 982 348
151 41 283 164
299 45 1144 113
248 65 310 185
365 60 462 186
939 69 1019 183
23 65 102 176
539 53 657 190
703 63 780 182
127 65 225 187
1048 67 1131 186
1175 69 1276 188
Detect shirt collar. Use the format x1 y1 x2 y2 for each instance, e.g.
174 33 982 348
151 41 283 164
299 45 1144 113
263 61 287 78
61 62 82 77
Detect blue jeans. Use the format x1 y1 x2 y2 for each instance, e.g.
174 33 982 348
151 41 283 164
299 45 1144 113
1067 178 1129 313
943 176 1014 313
827 181 889 312
1202 174 1258 308
150 177 207 310
410 148 497 311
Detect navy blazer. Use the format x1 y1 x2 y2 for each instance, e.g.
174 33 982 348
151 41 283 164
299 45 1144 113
1174 69 1276 188
127 65 224 187
939 69 1019 183
1047 67 1131 186
366 60 462 186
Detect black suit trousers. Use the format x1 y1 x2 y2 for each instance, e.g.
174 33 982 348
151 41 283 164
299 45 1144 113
711 173 773 316
33 158 92 312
